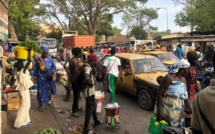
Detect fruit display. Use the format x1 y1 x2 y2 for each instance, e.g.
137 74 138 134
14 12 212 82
32 127 62 134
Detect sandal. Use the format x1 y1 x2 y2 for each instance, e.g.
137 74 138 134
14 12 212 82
94 120 104 127
38 107 43 112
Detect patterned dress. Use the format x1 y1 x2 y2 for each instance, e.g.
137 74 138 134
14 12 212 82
162 81 188 128
30 57 56 108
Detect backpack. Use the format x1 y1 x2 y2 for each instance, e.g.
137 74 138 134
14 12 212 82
76 63 92 92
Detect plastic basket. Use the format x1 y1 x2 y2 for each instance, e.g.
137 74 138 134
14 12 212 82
14 46 34 60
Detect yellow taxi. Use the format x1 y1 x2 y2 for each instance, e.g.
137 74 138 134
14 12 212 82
143 51 178 68
100 53 168 110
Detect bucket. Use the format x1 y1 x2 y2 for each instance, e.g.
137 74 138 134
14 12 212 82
14 46 34 60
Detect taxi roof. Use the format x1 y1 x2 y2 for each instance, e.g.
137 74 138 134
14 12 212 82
143 51 172 54
115 53 155 60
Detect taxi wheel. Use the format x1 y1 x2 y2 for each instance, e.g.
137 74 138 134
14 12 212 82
137 90 154 110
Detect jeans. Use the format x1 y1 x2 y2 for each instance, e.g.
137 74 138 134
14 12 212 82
72 82 80 113
84 95 98 128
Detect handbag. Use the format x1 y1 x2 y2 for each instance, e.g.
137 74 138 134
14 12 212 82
163 126 184 134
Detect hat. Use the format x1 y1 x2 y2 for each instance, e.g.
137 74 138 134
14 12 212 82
88 54 98 62
41 46 49 52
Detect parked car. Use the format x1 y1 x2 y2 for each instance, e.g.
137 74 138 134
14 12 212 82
100 53 168 110
143 51 178 68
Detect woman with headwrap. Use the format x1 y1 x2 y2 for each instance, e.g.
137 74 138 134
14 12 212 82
155 59 191 128
30 47 57 111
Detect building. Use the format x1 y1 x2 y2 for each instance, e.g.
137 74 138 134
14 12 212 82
0 0 8 42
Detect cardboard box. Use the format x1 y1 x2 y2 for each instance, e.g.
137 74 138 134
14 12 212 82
7 92 20 103
7 102 20 110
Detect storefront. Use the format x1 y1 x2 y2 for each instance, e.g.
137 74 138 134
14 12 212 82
0 0 8 42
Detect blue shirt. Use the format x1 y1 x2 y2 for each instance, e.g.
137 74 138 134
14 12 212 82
175 47 184 60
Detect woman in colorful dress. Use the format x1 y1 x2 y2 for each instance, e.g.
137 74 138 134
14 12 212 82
30 47 57 111
156 59 191 128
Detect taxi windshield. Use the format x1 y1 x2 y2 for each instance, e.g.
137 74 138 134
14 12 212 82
156 53 178 61
132 58 168 73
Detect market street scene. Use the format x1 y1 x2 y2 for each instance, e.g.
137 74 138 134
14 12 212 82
1 0 215 134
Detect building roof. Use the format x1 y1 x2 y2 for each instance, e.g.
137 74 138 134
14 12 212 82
115 53 154 60
107 35 132 44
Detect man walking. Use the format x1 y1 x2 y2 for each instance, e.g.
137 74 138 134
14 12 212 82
82 56 103 134
175 44 185 60
103 47 122 102
69 47 82 117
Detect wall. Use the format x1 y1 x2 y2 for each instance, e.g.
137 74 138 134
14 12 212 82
0 0 8 41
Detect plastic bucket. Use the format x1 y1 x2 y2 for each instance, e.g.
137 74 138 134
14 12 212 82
14 46 34 60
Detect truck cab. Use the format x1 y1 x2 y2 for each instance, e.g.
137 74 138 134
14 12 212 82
39 38 58 58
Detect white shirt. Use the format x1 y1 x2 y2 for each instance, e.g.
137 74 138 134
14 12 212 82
103 56 121 77
83 65 95 97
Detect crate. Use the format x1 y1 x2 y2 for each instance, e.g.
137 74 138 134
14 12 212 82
7 102 20 110
7 92 20 103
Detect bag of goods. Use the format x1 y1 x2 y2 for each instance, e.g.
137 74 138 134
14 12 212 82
148 116 168 134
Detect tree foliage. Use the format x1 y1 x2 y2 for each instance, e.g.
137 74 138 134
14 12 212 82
46 0 149 35
46 28 63 42
173 0 215 31
129 25 148 39
9 0 46 41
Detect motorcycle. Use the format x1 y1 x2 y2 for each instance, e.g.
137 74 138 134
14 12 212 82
197 67 214 89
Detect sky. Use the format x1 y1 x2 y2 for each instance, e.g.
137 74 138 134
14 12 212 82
112 0 190 34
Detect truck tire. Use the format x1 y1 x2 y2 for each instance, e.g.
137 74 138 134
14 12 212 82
137 90 154 110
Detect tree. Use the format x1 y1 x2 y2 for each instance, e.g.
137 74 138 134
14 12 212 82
9 0 46 41
46 28 63 42
46 0 149 35
122 7 158 35
173 0 215 31
112 27 122 36
129 25 148 39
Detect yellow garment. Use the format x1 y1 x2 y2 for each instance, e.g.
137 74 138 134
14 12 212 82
14 69 33 128
192 79 215 134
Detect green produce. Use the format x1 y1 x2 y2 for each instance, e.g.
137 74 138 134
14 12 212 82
19 39 42 54
32 127 62 134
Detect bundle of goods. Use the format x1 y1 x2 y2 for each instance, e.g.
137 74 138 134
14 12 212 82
148 116 168 134
105 103 120 126
32 127 62 134
95 91 105 113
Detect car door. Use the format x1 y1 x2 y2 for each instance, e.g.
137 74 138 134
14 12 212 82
117 58 134 93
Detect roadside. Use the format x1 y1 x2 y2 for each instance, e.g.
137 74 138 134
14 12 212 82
5 94 69 134
53 81 152 134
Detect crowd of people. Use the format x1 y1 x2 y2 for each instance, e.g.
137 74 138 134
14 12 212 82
2 38 215 134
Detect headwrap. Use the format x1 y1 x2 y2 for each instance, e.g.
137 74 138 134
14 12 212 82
168 59 190 74
41 46 49 52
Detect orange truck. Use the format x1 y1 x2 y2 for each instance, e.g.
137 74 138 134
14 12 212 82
63 35 95 48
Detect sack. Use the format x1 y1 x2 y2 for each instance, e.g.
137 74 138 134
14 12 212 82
76 64 92 92
148 116 168 134
39 57 46 72
163 126 184 134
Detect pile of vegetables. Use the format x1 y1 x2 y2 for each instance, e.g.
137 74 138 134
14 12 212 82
18 39 42 54
32 127 62 134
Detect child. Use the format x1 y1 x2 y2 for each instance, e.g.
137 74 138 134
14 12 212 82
14 48 33 128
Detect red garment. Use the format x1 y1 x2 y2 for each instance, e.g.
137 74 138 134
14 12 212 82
103 48 109 54
189 67 196 100
88 53 98 62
